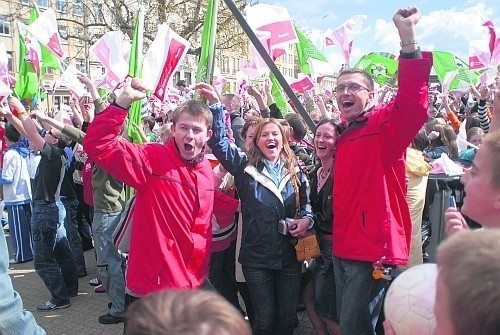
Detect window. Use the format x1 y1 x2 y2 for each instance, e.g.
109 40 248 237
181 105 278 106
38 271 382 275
185 72 192 86
19 0 29 5
7 51 13 72
59 26 68 44
37 0 49 8
93 4 103 23
0 15 10 35
56 0 67 12
74 27 83 46
75 58 85 73
73 0 83 16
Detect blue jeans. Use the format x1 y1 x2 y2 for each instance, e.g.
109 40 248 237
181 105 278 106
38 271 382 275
333 256 388 335
61 198 86 275
0 227 46 334
243 263 302 335
93 211 125 317
313 232 337 321
31 200 78 305
209 240 242 311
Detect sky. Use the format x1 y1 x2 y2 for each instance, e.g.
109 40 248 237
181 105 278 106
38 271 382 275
260 0 499 71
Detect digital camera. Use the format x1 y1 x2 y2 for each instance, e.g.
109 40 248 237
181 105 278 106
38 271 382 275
278 218 296 235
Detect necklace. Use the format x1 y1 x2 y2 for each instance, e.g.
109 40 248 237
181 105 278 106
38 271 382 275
319 166 332 179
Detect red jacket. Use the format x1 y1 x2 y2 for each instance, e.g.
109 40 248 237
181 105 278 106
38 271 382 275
333 53 432 266
83 105 214 295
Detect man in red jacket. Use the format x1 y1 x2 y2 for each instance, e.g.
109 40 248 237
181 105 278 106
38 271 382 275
332 6 432 335
83 79 214 309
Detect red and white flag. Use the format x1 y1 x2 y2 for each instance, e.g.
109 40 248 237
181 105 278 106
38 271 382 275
56 66 86 97
55 108 73 126
246 4 298 60
25 37 42 78
287 73 315 94
469 39 490 70
212 66 227 95
308 58 336 83
143 24 190 102
324 15 366 64
0 43 10 82
90 31 129 88
26 8 66 60
239 58 268 78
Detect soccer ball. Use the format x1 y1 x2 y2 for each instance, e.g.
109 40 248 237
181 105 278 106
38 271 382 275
384 263 438 335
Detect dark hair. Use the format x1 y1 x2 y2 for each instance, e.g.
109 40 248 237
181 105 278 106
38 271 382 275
285 113 307 142
241 117 260 140
142 116 155 132
5 124 21 143
337 68 374 91
176 80 186 88
465 115 481 133
314 118 342 136
172 100 213 130
412 129 430 152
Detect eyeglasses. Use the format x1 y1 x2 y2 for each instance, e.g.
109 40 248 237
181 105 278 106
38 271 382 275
334 83 371 94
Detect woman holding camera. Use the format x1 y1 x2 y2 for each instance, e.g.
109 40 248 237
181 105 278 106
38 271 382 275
200 84 313 335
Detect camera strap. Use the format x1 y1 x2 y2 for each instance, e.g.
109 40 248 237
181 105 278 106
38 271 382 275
291 173 300 219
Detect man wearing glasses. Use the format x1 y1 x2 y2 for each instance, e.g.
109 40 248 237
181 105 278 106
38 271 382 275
331 7 432 335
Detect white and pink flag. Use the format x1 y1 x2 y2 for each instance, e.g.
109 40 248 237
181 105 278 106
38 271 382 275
90 31 129 88
287 73 315 94
240 58 269 78
0 43 9 80
469 40 490 70
26 8 66 60
142 24 190 102
308 58 336 83
324 15 366 64
56 66 87 98
246 4 298 60
212 66 227 95
25 37 42 78
55 107 73 126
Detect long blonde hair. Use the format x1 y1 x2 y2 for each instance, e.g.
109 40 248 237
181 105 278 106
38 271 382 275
247 118 298 183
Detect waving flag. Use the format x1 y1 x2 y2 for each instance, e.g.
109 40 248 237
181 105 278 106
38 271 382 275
287 73 315 94
270 73 292 114
127 7 145 144
324 15 366 65
354 52 398 86
246 4 298 60
0 43 9 79
196 0 217 84
56 66 86 97
433 51 479 90
14 23 38 100
308 58 336 83
29 4 62 72
295 26 328 75
25 37 42 78
143 24 190 102
90 31 129 88
26 8 66 60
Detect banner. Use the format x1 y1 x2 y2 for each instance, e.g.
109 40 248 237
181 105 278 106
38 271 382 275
143 24 190 102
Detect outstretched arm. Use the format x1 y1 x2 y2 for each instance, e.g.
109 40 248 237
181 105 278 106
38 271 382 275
7 97 45 152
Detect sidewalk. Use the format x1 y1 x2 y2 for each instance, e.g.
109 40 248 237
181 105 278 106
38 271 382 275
5 228 315 335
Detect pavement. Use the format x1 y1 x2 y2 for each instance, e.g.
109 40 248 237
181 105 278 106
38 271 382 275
4 226 316 335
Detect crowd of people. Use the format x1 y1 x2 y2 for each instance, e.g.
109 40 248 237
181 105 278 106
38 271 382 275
1 5 500 335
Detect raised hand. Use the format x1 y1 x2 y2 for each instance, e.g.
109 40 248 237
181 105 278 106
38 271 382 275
195 83 219 105
114 78 149 109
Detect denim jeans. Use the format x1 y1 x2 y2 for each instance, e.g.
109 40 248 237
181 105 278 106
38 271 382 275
93 211 126 317
333 256 388 335
0 227 46 334
61 197 86 275
243 263 302 335
209 240 242 311
31 200 78 305
313 232 337 321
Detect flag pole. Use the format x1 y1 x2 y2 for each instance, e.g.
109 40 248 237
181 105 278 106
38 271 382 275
205 0 219 85
222 0 315 131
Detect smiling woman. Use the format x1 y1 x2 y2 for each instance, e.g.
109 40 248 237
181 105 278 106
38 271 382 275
207 102 314 334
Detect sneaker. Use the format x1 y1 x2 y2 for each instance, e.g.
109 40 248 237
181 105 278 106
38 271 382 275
37 300 70 311
98 313 125 324
89 277 101 286
94 284 105 293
